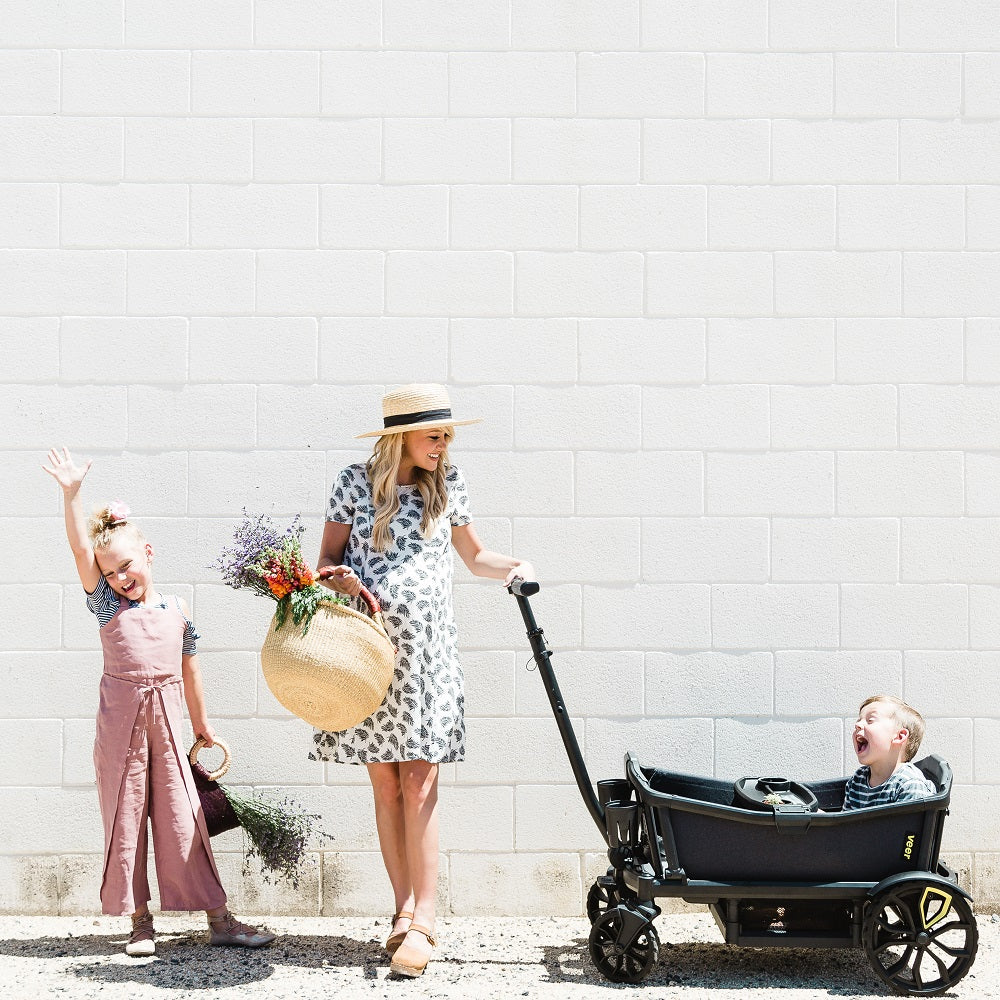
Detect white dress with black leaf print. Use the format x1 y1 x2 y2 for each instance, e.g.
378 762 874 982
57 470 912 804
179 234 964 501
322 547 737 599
309 462 473 764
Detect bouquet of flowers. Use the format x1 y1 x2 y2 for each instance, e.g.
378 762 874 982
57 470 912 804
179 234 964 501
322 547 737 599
190 739 331 890
212 511 346 634
227 789 329 890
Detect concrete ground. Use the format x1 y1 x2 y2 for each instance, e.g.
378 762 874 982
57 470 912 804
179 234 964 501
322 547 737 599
0 911 996 1000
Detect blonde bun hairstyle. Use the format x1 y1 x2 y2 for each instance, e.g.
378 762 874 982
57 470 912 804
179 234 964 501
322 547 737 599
88 501 144 551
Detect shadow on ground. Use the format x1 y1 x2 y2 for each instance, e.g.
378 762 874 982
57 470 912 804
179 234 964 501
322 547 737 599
0 928 897 995
0 930 386 991
536 934 889 995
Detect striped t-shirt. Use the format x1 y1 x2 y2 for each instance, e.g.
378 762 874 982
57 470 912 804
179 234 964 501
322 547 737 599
86 575 199 655
842 762 936 810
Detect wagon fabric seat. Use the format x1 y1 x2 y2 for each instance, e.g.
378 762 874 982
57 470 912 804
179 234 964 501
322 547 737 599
625 753 951 885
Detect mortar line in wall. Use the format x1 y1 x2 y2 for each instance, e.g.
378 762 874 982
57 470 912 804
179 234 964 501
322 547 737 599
55 174 63 251
770 250 776 316
962 181 969 252
572 51 579 118
379 117 385 185
315 42 322 120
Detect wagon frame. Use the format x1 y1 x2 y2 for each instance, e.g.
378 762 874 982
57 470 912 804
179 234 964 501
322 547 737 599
508 581 978 996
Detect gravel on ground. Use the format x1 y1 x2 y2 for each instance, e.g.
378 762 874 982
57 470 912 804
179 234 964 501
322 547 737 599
0 912 996 1000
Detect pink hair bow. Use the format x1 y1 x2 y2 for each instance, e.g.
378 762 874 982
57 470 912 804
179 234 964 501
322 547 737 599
108 500 130 525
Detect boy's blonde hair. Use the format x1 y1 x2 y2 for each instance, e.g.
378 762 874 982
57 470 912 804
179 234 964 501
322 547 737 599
366 428 454 552
87 504 145 551
860 695 926 762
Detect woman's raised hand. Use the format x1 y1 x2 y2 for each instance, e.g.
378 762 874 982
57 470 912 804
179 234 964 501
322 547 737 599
317 564 362 597
42 447 92 493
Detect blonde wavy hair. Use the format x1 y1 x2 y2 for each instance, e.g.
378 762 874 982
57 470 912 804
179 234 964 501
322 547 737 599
87 504 145 551
367 429 453 552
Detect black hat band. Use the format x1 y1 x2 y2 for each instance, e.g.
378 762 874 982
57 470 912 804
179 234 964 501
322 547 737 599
383 407 453 429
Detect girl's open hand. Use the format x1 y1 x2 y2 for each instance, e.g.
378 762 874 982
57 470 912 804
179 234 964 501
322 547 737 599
43 447 92 493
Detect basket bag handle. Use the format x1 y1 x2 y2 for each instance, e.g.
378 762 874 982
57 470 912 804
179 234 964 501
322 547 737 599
188 736 232 782
357 584 390 640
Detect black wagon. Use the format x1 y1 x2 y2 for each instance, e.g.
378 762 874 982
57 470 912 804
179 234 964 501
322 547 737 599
508 581 978 996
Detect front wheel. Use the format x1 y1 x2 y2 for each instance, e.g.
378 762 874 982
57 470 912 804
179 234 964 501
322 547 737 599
588 907 659 984
863 881 978 996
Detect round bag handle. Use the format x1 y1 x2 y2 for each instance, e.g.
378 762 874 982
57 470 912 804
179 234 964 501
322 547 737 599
357 584 390 635
188 736 231 782
319 573 390 637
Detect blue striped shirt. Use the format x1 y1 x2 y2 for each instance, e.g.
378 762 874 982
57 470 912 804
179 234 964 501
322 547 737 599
86 576 199 655
843 762 936 810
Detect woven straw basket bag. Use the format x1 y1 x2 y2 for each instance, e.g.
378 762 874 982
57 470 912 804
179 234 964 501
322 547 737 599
260 585 394 732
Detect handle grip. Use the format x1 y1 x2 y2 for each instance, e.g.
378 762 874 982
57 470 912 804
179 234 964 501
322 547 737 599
508 578 540 597
189 737 231 782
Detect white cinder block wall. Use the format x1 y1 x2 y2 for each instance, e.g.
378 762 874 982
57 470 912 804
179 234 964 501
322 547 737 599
2 1 999 915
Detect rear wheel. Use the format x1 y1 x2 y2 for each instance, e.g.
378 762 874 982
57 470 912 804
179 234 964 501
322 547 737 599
586 877 621 924
863 881 978 996
588 908 659 984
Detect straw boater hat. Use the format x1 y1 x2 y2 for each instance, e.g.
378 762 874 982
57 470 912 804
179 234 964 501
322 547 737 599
357 383 481 438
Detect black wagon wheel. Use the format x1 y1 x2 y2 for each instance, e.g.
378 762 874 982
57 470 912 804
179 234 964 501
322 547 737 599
588 908 659 984
586 878 621 924
863 881 978 996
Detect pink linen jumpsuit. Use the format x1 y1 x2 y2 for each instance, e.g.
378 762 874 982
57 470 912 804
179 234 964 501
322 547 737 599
93 594 227 916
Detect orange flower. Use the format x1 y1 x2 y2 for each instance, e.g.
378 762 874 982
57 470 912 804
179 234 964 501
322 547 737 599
267 577 292 598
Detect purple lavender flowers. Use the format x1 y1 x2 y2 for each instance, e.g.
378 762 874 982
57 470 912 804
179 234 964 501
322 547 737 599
211 510 307 601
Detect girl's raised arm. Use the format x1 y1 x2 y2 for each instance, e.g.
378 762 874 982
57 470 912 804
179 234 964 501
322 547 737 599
43 446 100 593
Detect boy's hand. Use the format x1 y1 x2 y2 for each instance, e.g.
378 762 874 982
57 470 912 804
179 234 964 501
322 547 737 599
43 447 92 493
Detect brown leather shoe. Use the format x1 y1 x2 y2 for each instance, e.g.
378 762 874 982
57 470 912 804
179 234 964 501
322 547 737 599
208 910 276 948
125 911 155 957
390 924 436 977
385 910 414 956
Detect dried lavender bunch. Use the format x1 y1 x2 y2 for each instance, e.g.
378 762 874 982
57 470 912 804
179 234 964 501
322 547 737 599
222 787 333 890
211 511 296 599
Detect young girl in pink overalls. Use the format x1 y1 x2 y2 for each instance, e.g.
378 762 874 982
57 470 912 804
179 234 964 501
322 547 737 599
44 447 275 957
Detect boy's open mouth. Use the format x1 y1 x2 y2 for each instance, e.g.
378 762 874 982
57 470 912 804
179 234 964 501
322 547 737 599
121 580 136 594
855 736 869 753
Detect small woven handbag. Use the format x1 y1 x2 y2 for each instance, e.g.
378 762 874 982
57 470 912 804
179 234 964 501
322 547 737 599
260 584 394 732
188 737 240 837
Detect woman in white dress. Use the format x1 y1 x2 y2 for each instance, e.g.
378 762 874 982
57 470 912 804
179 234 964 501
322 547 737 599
312 384 534 978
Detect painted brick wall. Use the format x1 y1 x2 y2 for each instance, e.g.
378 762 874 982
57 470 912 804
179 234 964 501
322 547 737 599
2 1 999 915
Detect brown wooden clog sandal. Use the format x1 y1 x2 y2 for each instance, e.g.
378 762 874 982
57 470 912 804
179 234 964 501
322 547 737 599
390 924 437 978
384 910 414 955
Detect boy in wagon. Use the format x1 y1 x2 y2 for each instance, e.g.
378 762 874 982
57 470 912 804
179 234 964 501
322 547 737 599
843 695 936 810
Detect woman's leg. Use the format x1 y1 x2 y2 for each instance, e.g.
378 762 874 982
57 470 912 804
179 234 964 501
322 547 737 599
391 759 439 968
398 760 439 926
368 762 413 931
